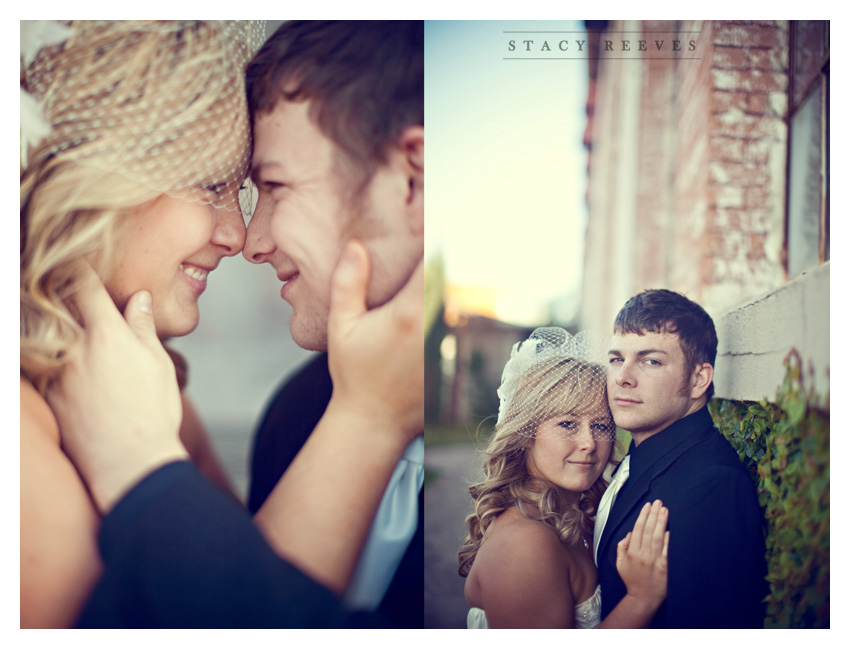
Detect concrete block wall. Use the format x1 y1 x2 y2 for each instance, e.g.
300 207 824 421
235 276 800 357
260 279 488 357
714 262 829 400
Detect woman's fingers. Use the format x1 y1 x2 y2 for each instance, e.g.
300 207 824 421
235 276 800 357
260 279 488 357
640 500 662 547
650 504 669 559
615 531 632 565
629 502 652 553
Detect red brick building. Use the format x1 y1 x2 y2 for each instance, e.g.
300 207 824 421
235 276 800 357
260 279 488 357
580 20 829 402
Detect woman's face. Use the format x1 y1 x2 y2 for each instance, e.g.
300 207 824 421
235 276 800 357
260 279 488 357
105 194 245 338
526 410 615 494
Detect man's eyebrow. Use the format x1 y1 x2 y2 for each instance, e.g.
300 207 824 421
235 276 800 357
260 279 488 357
636 349 668 357
250 161 281 183
607 349 669 357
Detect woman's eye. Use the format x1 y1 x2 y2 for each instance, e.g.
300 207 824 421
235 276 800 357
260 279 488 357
203 183 226 196
557 420 576 430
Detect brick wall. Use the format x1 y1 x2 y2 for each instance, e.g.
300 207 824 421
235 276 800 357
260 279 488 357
700 21 788 313
581 20 790 327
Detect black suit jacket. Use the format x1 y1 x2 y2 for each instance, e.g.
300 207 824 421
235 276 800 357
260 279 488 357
597 408 766 628
248 353 424 628
76 462 380 628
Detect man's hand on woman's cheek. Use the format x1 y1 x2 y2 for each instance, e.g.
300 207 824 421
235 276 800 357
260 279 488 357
47 263 187 514
326 240 424 443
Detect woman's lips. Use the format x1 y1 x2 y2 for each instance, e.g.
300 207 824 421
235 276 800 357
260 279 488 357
179 263 209 293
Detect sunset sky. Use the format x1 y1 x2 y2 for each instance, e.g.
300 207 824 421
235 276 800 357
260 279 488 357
425 20 589 326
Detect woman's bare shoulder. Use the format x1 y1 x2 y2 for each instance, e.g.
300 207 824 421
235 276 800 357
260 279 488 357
468 507 576 628
473 507 571 584
21 376 59 444
20 376 102 628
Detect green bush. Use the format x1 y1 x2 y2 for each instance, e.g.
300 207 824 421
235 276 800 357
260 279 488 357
709 350 829 628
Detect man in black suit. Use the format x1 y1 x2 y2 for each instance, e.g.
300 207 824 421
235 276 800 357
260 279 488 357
594 289 766 628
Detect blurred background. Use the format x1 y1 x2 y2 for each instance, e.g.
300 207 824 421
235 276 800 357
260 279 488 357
424 20 830 628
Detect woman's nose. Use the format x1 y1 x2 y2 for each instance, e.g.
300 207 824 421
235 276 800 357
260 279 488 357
212 207 246 256
576 422 597 449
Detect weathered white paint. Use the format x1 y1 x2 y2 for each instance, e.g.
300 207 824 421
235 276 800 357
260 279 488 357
714 261 829 402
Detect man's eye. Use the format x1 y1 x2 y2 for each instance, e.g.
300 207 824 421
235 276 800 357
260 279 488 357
643 359 661 366
608 357 622 364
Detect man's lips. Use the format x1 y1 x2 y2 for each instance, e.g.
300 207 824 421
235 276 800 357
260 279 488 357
613 397 641 406
278 271 299 299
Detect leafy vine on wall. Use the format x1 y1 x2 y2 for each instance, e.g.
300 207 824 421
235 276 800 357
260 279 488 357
709 349 829 628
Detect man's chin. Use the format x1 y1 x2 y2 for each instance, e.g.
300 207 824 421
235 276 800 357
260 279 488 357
289 316 329 352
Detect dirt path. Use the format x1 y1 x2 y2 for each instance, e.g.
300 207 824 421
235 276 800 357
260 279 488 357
424 443 483 629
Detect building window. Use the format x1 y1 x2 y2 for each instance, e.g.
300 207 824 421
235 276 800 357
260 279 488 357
786 21 829 278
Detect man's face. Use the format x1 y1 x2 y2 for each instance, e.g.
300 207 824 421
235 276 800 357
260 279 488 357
244 99 422 350
607 331 697 442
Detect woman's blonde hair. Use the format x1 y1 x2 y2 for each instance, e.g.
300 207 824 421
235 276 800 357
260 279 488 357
457 356 618 577
20 21 262 392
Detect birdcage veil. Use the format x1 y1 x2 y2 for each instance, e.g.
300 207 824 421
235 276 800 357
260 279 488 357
21 20 266 213
496 327 615 440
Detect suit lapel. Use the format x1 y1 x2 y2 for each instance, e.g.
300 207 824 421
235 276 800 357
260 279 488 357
598 422 715 560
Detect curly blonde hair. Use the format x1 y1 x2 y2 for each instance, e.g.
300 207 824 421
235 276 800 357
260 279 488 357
20 21 259 393
457 356 618 577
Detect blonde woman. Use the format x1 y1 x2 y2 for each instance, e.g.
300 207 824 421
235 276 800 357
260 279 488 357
22 20 424 629
20 20 266 628
458 328 669 628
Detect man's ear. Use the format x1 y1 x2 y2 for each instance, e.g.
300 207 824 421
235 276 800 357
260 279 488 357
398 125 423 234
690 363 714 400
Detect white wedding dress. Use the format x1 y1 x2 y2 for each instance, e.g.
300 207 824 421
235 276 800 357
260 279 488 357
466 584 602 629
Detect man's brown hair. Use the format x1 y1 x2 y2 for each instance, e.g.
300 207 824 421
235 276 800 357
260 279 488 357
246 21 423 186
614 289 718 400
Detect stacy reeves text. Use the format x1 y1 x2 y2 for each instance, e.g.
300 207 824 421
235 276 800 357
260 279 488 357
507 38 697 53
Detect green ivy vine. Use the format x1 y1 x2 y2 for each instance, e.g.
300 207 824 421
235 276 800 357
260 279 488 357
709 349 829 628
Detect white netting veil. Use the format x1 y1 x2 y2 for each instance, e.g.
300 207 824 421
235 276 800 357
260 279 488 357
21 20 266 213
496 327 615 441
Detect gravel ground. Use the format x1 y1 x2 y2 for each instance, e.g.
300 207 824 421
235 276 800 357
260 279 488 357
424 443 483 629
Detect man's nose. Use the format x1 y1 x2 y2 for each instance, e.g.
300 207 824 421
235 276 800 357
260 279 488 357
613 362 636 387
243 194 275 264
